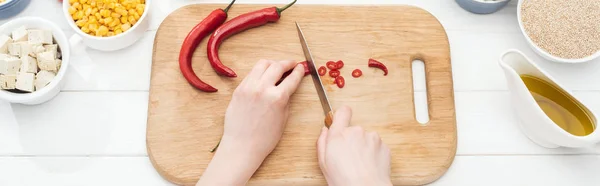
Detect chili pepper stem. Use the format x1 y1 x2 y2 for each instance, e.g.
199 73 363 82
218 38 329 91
210 139 221 153
276 0 297 15
223 0 236 13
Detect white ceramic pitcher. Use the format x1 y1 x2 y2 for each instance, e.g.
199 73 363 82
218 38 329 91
499 49 599 148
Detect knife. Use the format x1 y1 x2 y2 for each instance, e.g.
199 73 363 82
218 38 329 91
295 22 334 128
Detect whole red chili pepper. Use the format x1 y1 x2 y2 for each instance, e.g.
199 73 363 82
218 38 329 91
368 58 388 76
207 0 298 77
178 0 236 92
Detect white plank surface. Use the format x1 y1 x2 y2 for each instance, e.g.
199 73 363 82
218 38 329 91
1 0 600 185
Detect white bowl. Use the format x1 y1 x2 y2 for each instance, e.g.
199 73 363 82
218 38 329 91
517 0 600 63
0 17 70 105
62 0 151 51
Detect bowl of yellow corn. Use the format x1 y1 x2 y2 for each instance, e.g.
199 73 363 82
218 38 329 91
62 0 150 51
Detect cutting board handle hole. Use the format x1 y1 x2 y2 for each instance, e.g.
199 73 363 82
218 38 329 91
412 59 430 125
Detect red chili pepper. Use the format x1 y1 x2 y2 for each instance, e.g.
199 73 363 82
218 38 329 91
368 58 388 76
178 0 236 92
318 66 327 76
335 76 345 88
277 61 309 85
335 60 344 69
352 69 362 78
326 61 338 70
207 0 297 77
329 69 340 78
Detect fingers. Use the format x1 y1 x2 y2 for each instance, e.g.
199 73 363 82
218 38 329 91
262 60 298 85
317 126 328 171
247 59 274 80
328 106 352 135
277 64 305 97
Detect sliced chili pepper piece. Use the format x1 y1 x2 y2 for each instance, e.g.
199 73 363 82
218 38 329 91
335 76 345 88
207 0 298 77
336 60 344 69
178 0 236 92
368 58 388 76
277 61 309 85
329 69 340 78
326 61 338 70
318 66 327 76
352 69 362 78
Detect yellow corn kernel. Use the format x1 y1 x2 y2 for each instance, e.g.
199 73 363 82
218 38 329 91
72 2 82 10
83 4 91 11
120 16 127 24
88 24 98 31
68 7 77 15
128 16 136 25
91 1 96 7
104 17 113 24
85 8 92 16
115 29 123 35
74 11 84 20
128 9 135 16
107 32 115 37
80 0 88 4
133 12 139 20
136 4 144 15
108 3 115 9
99 18 105 24
75 20 86 27
121 23 131 32
95 12 101 19
92 8 98 14
70 0 77 4
81 26 90 33
109 19 119 27
111 12 121 18
98 26 109 36
88 16 97 23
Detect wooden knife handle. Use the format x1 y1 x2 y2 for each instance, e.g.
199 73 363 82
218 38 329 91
325 111 334 128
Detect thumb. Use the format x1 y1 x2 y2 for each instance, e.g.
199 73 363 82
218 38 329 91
317 126 328 172
328 106 352 135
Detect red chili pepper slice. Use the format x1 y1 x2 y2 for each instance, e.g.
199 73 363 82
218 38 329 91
336 60 344 69
335 76 345 88
277 61 309 85
352 69 362 78
207 0 297 77
368 58 388 76
318 66 327 76
178 0 236 92
326 61 338 70
329 69 340 78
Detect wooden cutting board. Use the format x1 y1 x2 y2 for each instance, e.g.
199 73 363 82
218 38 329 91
147 4 456 186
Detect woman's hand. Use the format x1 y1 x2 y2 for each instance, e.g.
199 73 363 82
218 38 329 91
317 106 392 186
197 59 305 186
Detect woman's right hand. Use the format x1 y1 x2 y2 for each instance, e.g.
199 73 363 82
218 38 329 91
317 106 392 186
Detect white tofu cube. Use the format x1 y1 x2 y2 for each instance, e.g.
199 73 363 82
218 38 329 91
0 74 17 89
8 42 24 56
0 53 9 60
20 55 38 73
0 34 12 54
55 59 62 71
43 44 59 58
27 30 53 45
20 43 43 58
11 26 28 42
37 51 57 71
0 57 21 75
15 72 35 92
35 70 56 90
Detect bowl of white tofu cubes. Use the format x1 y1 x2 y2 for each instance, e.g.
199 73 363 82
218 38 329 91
0 17 69 105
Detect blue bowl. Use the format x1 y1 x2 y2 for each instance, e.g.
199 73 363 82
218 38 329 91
456 0 511 14
0 0 31 20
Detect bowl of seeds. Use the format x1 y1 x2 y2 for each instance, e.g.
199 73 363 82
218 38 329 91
518 0 600 63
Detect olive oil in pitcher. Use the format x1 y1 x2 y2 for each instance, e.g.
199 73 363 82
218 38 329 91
521 75 595 136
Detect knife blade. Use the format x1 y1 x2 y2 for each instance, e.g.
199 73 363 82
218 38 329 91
295 22 334 128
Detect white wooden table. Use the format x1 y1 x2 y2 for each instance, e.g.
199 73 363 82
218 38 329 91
2 0 600 185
